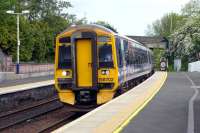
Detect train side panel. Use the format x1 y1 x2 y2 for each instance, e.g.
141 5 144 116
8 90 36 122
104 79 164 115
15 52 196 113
114 36 153 86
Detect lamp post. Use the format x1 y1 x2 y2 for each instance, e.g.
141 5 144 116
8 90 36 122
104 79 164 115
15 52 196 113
6 10 29 74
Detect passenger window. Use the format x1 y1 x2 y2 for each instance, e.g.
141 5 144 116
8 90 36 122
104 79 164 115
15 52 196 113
123 40 129 66
130 46 135 65
116 38 123 68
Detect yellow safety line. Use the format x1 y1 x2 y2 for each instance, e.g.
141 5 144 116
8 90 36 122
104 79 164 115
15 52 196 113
113 72 168 133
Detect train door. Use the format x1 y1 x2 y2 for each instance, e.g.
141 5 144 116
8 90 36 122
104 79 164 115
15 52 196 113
76 39 93 87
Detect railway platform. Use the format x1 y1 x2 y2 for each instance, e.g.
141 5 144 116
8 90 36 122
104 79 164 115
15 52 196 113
0 75 54 95
0 75 53 88
53 72 167 133
122 72 199 133
53 72 200 133
0 75 55 112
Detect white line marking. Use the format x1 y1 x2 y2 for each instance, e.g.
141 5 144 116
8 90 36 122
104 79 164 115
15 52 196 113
191 86 200 89
185 73 199 133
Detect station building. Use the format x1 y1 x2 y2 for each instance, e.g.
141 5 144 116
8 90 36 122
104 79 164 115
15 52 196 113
127 36 169 51
128 36 169 69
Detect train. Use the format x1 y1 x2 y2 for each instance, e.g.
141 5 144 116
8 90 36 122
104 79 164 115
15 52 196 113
54 24 154 106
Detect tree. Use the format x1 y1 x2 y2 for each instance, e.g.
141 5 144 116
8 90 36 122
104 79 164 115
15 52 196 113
181 0 200 17
170 0 200 61
19 0 72 21
146 13 185 38
153 48 165 69
171 17 200 60
0 0 84 63
0 0 17 55
146 0 200 70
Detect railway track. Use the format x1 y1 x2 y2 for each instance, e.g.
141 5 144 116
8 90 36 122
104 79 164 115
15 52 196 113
1 106 88 133
0 96 93 133
0 96 63 131
0 77 148 133
37 112 78 133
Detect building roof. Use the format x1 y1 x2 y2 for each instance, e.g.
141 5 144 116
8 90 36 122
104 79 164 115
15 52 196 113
127 36 168 45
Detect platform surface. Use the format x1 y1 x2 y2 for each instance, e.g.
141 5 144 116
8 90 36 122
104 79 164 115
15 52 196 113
53 72 167 133
122 72 199 133
0 75 53 88
0 75 54 95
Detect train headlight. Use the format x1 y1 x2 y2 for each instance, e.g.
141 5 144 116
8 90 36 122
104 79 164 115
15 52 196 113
62 70 70 76
62 71 67 76
101 70 109 75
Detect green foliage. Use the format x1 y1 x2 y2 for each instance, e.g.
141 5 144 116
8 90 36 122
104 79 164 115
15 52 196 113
0 0 118 63
181 55 189 71
181 0 200 17
167 64 174 72
146 13 185 38
147 0 200 71
0 0 84 63
171 16 200 59
153 48 164 70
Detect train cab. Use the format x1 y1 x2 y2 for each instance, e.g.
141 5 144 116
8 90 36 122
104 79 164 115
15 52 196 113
55 25 119 105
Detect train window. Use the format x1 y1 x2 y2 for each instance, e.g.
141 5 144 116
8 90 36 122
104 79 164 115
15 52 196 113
59 37 71 43
97 36 111 42
134 49 139 65
58 45 72 69
130 45 135 65
115 38 122 67
148 51 151 63
138 55 140 65
141 54 144 64
135 55 138 65
123 40 129 66
98 44 113 68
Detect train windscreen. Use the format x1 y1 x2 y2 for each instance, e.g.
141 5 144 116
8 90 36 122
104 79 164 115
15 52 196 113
98 44 113 68
58 45 72 69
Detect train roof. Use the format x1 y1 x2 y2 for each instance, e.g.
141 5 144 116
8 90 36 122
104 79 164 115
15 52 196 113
60 24 150 51
60 24 116 35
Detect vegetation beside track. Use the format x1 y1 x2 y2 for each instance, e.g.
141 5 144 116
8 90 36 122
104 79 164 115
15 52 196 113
0 0 116 64
146 0 200 71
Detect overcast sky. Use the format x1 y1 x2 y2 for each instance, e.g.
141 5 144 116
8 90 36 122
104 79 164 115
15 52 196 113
67 0 190 36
